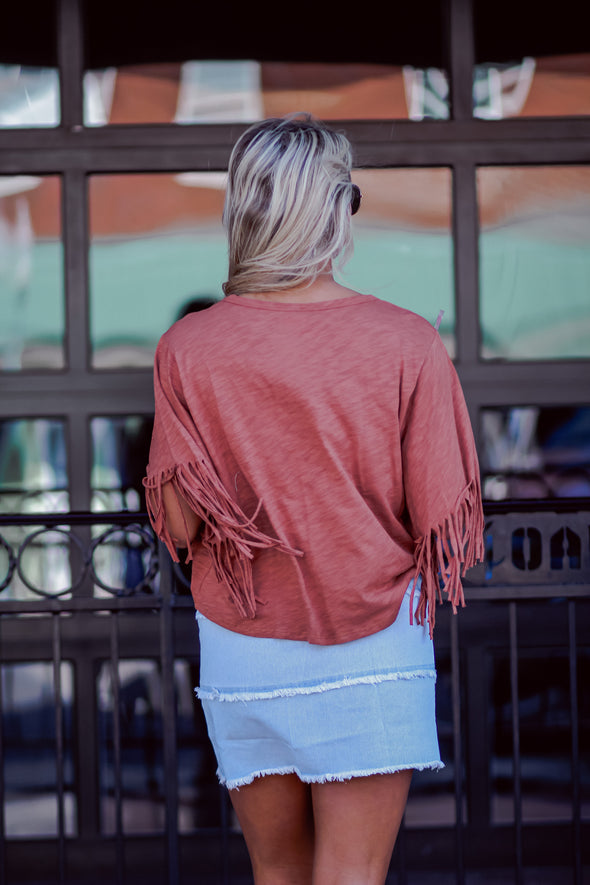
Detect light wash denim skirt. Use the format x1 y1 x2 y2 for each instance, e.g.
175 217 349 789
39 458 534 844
195 581 443 789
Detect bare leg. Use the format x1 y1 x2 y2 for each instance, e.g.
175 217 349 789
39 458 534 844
228 774 314 885
311 770 413 885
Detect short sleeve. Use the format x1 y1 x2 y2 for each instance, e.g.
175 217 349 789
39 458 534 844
401 334 484 634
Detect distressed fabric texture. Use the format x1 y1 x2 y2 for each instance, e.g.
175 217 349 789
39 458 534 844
196 582 443 789
143 292 484 644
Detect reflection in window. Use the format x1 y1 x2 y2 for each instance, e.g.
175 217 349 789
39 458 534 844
0 66 59 128
343 168 455 357
405 650 464 827
490 643 589 824
478 166 590 360
0 175 64 369
481 406 590 500
0 419 70 599
98 657 218 834
84 60 432 126
89 173 224 368
91 416 153 513
0 419 68 514
2 662 76 837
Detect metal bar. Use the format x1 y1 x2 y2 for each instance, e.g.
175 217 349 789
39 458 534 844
110 611 125 885
158 544 179 885
75 656 102 838
4 365 590 413
1 498 589 528
52 613 66 885
450 613 465 885
2 141 590 178
447 0 475 122
509 602 523 885
392 812 407 885
568 601 582 885
1 116 590 153
62 169 90 376
0 619 6 885
452 161 480 366
57 0 84 130
219 787 231 885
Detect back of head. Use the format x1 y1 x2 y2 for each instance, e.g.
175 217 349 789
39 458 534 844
222 114 356 296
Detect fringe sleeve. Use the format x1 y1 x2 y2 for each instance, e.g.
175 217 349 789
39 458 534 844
402 332 485 636
143 333 302 620
410 478 485 637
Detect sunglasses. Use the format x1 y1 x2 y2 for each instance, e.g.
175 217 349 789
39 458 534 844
351 184 362 215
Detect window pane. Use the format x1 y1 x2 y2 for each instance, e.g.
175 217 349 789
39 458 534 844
0 419 70 600
2 662 76 837
91 416 153 513
478 166 590 360
343 168 455 356
83 60 448 126
98 657 200 834
0 66 59 128
175 660 222 831
89 173 224 368
490 639 589 824
474 0 590 121
480 406 590 500
0 419 68 514
0 175 64 370
90 416 156 600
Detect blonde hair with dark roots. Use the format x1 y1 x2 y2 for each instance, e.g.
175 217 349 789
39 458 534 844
222 114 356 296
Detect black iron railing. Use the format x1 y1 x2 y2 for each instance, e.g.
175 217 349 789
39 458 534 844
0 503 588 885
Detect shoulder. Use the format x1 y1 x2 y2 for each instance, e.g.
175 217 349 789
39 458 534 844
157 299 227 350
356 295 439 351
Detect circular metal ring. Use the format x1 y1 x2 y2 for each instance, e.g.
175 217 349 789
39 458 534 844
16 526 88 597
0 533 17 594
89 524 159 595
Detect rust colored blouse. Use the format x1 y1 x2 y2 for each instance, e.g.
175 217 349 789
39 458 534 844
143 293 484 645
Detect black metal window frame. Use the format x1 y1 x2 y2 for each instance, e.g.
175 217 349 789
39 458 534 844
0 0 588 509
0 1 589 883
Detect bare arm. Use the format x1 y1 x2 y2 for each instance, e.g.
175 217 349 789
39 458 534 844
161 481 202 548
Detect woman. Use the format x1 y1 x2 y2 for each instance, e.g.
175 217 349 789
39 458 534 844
144 114 484 885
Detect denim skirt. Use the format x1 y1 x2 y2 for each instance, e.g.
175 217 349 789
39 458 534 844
195 581 443 789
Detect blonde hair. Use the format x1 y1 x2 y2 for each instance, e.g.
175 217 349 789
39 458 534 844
222 114 356 296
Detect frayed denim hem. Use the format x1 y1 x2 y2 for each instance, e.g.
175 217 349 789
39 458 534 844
196 668 436 702
221 760 445 790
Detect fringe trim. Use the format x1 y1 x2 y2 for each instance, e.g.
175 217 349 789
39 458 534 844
143 460 302 619
196 667 436 702
221 761 445 790
411 477 485 638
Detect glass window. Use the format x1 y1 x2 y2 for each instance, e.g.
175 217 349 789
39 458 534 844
490 638 589 824
98 657 210 834
480 406 590 500
91 416 153 513
344 168 455 357
478 166 590 360
405 649 464 827
175 660 222 831
89 173 224 369
0 176 64 370
0 419 69 601
0 66 60 128
83 60 448 126
0 419 68 514
2 661 76 837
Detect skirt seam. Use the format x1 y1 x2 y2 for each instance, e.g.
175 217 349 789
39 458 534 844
196 667 436 702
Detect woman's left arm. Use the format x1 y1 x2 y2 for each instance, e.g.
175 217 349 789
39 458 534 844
161 481 203 549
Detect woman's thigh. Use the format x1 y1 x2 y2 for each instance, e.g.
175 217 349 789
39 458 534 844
311 770 413 885
228 774 314 885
